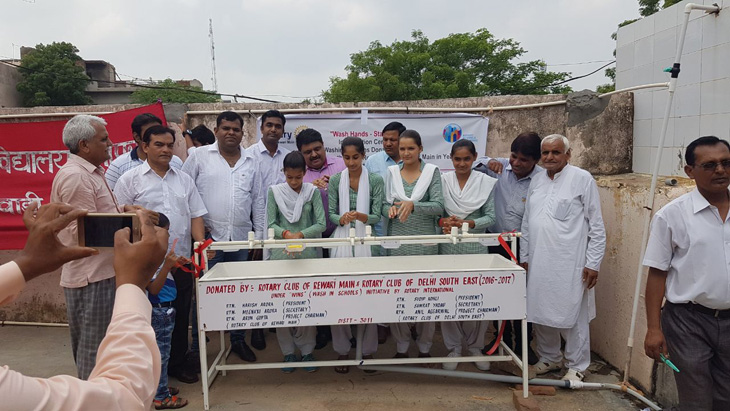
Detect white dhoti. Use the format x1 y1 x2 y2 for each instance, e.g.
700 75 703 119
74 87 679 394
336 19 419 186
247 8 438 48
534 295 591 372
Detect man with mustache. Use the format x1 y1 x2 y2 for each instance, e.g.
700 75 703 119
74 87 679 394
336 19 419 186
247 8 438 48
182 111 266 367
295 128 346 348
643 136 730 410
114 125 208 392
520 134 606 382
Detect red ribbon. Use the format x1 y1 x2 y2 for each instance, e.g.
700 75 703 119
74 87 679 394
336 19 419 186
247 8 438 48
483 320 507 355
498 230 519 263
184 239 213 278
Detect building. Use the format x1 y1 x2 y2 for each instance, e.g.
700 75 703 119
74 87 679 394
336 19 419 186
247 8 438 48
0 47 203 106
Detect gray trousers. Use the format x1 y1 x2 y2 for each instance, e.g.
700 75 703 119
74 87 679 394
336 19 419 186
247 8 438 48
441 321 489 353
63 277 116 380
276 326 316 356
391 322 435 354
331 324 378 356
662 302 730 411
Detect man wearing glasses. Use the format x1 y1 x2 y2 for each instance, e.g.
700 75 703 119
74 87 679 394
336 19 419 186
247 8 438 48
643 136 730 411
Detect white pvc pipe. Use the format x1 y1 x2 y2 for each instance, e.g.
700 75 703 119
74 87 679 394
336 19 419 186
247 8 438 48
598 82 669 98
0 321 68 327
622 2 721 385
0 111 112 119
0 81 670 121
358 365 662 410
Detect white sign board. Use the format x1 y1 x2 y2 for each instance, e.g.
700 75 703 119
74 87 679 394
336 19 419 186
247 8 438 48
256 113 489 172
198 266 524 331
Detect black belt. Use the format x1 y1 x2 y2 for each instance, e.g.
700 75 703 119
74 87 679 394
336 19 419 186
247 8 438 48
672 302 730 319
152 301 173 308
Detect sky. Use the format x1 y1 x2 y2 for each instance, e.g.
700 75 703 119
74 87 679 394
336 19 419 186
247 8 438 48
2 0 643 103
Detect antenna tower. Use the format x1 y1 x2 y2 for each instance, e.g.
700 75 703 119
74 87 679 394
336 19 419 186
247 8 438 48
209 18 218 92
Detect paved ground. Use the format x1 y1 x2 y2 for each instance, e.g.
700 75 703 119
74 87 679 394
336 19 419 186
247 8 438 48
1 325 652 410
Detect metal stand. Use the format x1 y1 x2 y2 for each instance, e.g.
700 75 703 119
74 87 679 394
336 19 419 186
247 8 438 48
194 232 527 410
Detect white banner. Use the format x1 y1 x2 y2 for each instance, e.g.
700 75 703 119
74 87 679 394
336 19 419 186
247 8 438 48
257 113 489 172
198 269 524 331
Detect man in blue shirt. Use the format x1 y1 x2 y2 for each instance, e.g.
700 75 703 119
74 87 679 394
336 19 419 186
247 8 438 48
364 121 405 344
474 131 543 365
365 121 405 238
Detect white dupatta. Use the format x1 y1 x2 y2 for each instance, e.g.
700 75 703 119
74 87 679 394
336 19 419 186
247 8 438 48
441 170 496 219
385 162 438 204
331 169 371 258
270 183 317 224
264 183 316 260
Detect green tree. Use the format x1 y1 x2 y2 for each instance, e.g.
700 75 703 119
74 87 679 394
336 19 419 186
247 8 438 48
639 0 682 17
323 29 572 103
130 79 220 104
16 42 92 107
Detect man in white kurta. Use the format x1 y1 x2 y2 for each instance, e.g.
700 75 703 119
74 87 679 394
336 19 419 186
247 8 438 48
520 134 605 382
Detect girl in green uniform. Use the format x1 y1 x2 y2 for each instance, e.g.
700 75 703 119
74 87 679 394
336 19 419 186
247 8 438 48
438 139 496 371
328 137 384 373
383 130 444 362
267 151 326 372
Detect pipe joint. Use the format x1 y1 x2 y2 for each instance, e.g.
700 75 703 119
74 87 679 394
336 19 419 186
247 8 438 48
669 63 681 78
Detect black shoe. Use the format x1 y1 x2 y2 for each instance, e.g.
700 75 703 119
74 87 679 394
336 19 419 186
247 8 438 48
514 344 539 366
251 329 266 351
315 331 329 350
169 367 199 384
232 341 257 362
185 352 201 374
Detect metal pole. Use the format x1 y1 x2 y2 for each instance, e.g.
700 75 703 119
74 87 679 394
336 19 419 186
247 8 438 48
622 2 721 384
522 318 528 398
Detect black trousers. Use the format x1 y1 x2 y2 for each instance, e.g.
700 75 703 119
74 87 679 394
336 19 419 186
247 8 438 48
488 241 533 348
662 302 730 411
169 267 193 372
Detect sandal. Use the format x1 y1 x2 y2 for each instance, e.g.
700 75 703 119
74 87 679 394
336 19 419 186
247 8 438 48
168 387 179 396
154 395 188 409
335 354 350 374
361 355 377 373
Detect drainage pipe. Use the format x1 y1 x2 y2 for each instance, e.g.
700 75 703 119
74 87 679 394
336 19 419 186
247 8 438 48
622 2 721 385
358 365 661 410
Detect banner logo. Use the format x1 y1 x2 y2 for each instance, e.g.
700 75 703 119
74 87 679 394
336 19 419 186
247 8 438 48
443 123 462 143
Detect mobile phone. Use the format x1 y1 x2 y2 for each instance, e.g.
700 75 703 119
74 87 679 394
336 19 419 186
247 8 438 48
77 213 141 248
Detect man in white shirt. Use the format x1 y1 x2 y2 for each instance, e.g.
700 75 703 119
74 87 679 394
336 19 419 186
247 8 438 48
244 109 289 350
520 134 606 382
247 109 290 237
643 136 730 410
114 125 208 384
105 113 183 190
182 111 265 363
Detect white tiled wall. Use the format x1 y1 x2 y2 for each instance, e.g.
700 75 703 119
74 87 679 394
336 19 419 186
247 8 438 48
616 0 730 175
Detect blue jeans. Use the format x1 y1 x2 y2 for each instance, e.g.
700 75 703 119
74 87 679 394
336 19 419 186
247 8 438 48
191 248 249 351
152 306 176 401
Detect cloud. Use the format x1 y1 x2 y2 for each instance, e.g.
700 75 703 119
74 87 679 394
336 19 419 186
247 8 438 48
2 0 643 102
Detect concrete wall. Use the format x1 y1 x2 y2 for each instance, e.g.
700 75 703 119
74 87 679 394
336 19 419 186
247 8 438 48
2 94 687 404
0 93 633 319
0 62 23 108
617 0 730 176
592 175 692 408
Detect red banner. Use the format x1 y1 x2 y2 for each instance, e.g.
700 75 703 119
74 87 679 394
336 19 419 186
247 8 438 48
0 103 166 250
